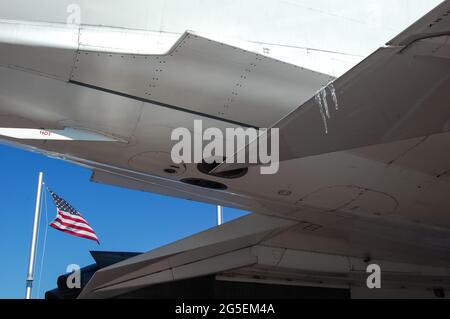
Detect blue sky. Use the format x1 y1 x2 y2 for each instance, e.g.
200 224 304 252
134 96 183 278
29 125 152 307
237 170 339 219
0 143 248 299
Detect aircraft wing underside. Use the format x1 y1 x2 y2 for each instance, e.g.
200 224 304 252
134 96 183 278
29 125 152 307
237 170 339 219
215 0 450 172
1 1 450 298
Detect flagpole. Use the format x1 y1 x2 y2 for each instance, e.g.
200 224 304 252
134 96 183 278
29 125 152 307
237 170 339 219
25 171 44 299
217 205 223 226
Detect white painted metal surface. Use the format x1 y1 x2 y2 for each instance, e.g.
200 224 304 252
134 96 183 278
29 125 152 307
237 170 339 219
78 214 450 299
0 0 443 76
71 32 333 127
0 0 449 299
215 29 450 172
0 127 122 141
0 21 333 127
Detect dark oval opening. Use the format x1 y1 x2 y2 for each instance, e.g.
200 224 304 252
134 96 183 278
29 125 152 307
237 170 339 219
197 159 248 179
181 178 227 190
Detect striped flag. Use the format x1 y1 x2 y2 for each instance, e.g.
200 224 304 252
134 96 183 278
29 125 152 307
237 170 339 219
48 189 99 244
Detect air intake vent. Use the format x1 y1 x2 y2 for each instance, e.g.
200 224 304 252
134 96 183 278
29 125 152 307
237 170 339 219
181 178 227 190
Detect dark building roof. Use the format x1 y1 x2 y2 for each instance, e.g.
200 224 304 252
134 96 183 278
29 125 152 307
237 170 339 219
45 251 141 299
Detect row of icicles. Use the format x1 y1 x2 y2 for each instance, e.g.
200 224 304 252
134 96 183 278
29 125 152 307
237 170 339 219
314 83 339 134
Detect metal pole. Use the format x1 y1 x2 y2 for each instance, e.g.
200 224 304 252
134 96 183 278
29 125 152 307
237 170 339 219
217 205 223 226
25 172 43 299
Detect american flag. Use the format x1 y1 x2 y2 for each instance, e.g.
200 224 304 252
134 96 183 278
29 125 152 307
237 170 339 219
48 189 99 244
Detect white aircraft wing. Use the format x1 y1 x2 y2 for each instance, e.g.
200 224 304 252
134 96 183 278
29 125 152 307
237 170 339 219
214 0 450 173
0 20 333 129
1 1 450 299
78 212 450 299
